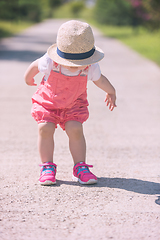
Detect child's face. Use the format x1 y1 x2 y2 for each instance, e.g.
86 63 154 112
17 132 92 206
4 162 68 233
62 65 88 73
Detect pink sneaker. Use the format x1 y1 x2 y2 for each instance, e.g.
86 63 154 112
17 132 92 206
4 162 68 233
39 162 57 185
72 162 97 184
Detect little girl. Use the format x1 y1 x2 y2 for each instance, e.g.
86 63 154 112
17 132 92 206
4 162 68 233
24 20 116 186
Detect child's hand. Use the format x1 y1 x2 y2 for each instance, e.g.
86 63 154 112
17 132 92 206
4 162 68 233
24 59 39 86
105 93 117 111
26 78 37 86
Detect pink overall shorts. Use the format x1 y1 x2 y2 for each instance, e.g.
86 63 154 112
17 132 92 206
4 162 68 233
31 68 89 130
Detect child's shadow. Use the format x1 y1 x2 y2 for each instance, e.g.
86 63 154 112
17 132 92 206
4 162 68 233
97 177 160 195
56 177 160 205
98 177 160 205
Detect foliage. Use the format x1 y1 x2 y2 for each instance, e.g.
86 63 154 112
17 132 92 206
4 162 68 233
18 0 42 22
0 0 19 20
0 0 159 66
94 0 133 26
0 0 159 29
52 0 86 19
49 0 64 8
0 0 64 22
128 0 160 29
70 0 85 17
94 0 160 29
142 0 160 29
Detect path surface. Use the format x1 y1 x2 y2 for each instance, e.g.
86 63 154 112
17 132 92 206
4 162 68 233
0 19 160 240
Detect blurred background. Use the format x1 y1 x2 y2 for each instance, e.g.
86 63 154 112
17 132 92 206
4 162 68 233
0 0 160 66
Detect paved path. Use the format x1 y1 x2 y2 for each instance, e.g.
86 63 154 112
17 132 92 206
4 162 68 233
0 19 160 240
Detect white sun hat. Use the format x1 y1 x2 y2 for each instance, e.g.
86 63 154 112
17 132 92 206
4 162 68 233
47 20 104 67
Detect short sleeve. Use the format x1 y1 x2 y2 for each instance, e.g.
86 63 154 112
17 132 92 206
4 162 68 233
38 53 53 76
87 63 101 81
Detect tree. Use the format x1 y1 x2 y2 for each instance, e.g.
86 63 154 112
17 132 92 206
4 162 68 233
94 0 133 26
143 0 160 29
49 0 63 8
128 0 160 29
0 0 19 20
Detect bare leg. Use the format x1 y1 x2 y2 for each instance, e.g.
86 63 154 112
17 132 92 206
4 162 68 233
38 122 56 163
65 121 86 165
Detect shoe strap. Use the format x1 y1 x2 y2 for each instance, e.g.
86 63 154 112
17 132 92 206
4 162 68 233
74 162 93 169
39 162 57 168
40 162 57 175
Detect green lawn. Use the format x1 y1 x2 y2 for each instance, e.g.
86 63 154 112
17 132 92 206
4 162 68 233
0 21 32 38
91 22 160 66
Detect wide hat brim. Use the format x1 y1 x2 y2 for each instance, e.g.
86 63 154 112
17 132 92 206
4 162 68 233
47 43 104 67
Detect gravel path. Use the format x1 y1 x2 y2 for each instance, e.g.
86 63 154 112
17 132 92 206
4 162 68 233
0 19 160 240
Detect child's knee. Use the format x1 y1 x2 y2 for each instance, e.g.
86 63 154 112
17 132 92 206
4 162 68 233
65 121 83 138
38 122 55 137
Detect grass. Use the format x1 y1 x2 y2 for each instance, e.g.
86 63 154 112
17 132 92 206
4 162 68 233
0 21 33 38
123 30 160 66
53 3 76 19
52 2 93 20
91 21 160 66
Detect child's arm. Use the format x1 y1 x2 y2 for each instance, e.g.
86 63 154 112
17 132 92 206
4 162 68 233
93 74 117 111
24 59 39 86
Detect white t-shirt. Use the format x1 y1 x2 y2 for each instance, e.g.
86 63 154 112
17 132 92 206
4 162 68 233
38 53 101 82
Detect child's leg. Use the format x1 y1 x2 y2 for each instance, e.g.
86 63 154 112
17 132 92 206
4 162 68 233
38 122 56 163
65 121 86 165
65 120 97 184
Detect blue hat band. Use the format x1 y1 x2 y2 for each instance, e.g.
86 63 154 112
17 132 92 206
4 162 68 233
57 47 95 60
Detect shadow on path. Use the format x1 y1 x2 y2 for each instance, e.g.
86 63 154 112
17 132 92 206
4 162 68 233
155 196 160 205
0 33 57 62
0 50 45 62
98 177 160 195
54 177 160 195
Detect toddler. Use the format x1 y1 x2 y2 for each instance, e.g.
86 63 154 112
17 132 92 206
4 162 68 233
24 20 116 185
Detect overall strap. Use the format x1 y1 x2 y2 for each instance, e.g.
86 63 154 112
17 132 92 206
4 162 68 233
52 61 61 73
78 66 89 76
78 70 82 76
59 65 62 74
